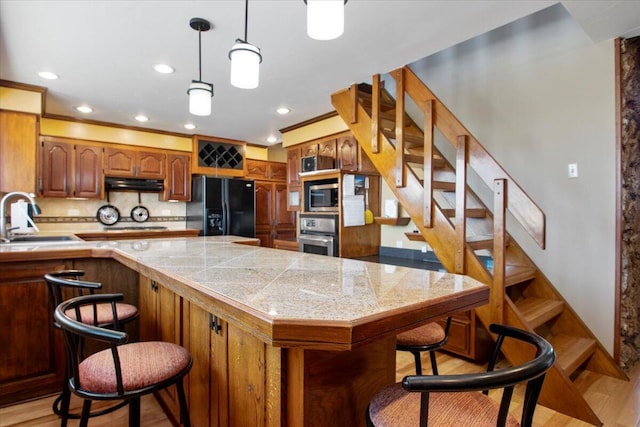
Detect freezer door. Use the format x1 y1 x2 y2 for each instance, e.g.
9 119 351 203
225 179 255 237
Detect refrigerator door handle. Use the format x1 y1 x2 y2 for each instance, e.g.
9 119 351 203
222 181 230 235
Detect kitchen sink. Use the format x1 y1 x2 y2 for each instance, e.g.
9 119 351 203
4 234 84 244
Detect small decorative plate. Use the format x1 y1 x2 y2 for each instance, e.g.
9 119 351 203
97 204 120 226
131 205 150 223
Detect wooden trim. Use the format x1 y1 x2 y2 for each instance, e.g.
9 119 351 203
454 135 467 274
614 37 622 363
371 75 380 153
393 68 405 188
43 113 192 138
0 79 47 116
40 134 187 155
279 111 339 134
423 100 434 228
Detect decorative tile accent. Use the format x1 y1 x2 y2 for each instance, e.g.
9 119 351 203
33 216 186 224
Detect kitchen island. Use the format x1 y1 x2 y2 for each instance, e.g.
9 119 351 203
0 236 489 426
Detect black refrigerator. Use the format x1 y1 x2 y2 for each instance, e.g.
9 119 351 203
186 175 255 237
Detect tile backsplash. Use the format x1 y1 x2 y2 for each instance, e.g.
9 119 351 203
27 192 186 232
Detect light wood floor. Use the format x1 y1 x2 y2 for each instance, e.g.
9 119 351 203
1 351 638 426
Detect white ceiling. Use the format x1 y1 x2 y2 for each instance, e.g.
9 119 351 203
1 1 638 147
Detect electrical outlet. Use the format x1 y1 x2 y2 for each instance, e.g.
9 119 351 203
568 163 579 178
421 245 428 253
396 240 403 248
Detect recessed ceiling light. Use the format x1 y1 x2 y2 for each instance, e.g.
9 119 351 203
76 106 93 113
276 107 291 115
266 135 278 144
154 64 174 74
38 71 59 80
135 115 149 122
184 123 196 130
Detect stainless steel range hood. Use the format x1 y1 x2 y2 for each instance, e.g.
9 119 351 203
105 177 164 192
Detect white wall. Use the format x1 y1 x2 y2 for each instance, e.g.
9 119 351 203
396 4 616 351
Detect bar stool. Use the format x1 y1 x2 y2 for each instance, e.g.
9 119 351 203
396 317 452 375
54 293 191 427
367 324 556 426
45 270 139 426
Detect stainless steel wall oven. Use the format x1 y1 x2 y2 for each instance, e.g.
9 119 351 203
298 214 338 257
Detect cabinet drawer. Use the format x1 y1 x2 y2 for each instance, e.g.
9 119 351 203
439 317 470 355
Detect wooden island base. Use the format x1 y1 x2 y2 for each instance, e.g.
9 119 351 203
286 337 396 427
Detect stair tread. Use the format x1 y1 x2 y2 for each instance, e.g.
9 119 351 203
441 207 486 218
504 264 537 286
382 129 425 147
547 334 597 376
515 296 565 329
405 154 446 168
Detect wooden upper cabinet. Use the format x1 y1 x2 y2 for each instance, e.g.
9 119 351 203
245 159 287 181
40 137 102 199
74 145 103 198
301 143 318 158
0 111 38 193
40 139 73 198
318 138 337 159
337 135 358 171
287 148 301 186
104 147 165 179
162 154 191 201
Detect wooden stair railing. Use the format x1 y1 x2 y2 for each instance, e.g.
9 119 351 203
331 65 627 426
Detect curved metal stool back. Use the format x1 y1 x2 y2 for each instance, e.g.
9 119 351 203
368 323 556 427
44 270 138 426
55 293 191 427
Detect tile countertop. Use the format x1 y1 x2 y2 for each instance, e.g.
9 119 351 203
0 236 489 349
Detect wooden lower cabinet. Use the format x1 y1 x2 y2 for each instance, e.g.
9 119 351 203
0 260 67 406
139 276 278 427
190 304 279 427
255 181 296 248
138 275 184 423
437 310 491 361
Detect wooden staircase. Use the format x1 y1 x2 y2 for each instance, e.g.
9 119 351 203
331 66 627 426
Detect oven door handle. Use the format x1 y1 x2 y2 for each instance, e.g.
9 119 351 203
299 235 333 244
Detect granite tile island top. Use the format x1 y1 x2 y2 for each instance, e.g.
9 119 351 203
1 235 489 349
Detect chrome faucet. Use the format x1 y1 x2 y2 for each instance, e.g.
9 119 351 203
0 192 42 242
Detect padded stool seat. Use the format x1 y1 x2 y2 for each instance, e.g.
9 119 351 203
396 317 452 375
78 341 191 394
368 383 520 427
396 322 446 346
66 303 138 326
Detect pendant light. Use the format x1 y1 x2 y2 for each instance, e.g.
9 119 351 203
188 17 213 116
229 0 262 89
305 0 347 41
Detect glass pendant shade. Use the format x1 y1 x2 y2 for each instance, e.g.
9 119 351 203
306 0 345 40
229 42 261 89
188 81 213 116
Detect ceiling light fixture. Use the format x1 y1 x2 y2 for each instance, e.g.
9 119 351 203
305 0 347 40
38 71 59 80
276 107 291 115
76 106 93 113
154 64 175 74
266 135 278 144
229 0 262 89
188 17 213 116
184 123 196 130
135 115 149 122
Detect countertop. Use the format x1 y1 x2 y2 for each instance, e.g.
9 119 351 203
0 235 489 349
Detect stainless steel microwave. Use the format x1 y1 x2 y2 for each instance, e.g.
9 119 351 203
301 155 334 173
308 183 339 212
